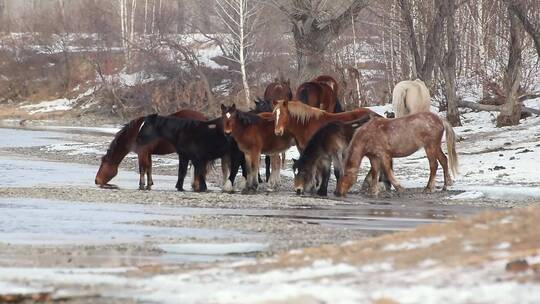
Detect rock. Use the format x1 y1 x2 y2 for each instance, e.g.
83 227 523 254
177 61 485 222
493 166 506 171
509 156 515 160
506 259 529 272
517 149 533 154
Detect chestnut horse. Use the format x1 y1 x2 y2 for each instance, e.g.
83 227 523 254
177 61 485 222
95 109 207 190
296 75 343 113
221 104 294 193
336 112 458 197
272 100 377 151
264 78 293 102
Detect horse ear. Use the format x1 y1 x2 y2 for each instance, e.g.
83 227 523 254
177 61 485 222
220 104 226 112
231 103 236 111
286 79 290 86
283 100 288 107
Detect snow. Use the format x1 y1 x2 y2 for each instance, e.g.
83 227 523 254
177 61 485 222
448 191 484 200
383 236 446 251
20 98 74 114
158 243 267 256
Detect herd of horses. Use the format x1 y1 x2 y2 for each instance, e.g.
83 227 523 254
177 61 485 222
95 76 458 197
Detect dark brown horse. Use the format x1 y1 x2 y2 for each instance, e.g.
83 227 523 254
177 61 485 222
264 78 293 102
95 110 206 190
336 112 458 197
313 75 339 97
221 104 293 193
295 75 343 113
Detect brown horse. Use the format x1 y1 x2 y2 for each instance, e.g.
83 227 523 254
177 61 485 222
272 100 377 151
221 104 293 193
336 112 458 197
295 81 341 113
95 109 206 190
313 75 339 97
264 78 293 102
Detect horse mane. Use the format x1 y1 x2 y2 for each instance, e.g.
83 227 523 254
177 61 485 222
286 101 324 124
103 116 144 161
236 110 261 125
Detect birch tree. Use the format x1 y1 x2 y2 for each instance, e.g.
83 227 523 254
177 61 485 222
216 0 259 107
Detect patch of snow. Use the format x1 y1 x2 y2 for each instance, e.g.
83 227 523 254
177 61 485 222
158 243 267 256
448 191 484 200
383 236 446 251
495 242 511 250
21 98 74 114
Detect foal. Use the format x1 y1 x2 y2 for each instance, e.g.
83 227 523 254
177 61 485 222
293 119 369 196
336 112 458 196
221 104 293 192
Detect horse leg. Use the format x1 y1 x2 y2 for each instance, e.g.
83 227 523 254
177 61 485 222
367 156 381 197
221 155 233 193
381 156 403 193
146 154 153 190
138 153 148 190
265 155 271 182
336 147 365 197
424 146 439 193
242 153 254 193
198 160 208 192
268 154 281 189
437 146 452 190
192 160 207 192
248 151 261 192
317 161 331 197
176 155 189 191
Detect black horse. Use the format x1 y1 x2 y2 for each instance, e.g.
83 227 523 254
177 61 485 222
137 114 246 192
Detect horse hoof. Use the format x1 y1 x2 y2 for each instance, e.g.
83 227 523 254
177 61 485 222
316 190 328 197
146 186 152 191
176 187 184 192
223 180 234 193
423 187 433 193
139 185 145 190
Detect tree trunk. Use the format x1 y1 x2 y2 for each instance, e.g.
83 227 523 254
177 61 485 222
238 0 250 107
497 6 523 127
441 0 461 126
504 0 540 58
278 1 368 81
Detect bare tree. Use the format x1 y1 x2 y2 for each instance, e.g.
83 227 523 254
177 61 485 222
440 0 461 126
216 0 260 107
497 5 523 127
399 0 445 87
503 0 540 58
271 0 369 81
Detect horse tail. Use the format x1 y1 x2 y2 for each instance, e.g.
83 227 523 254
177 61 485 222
392 84 408 118
443 119 459 177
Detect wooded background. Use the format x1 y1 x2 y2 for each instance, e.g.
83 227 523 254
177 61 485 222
0 0 539 126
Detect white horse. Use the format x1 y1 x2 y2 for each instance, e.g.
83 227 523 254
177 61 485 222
392 79 431 117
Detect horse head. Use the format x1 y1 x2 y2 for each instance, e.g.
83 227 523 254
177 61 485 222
272 100 289 136
292 157 316 195
221 104 237 135
95 154 118 186
253 97 273 113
